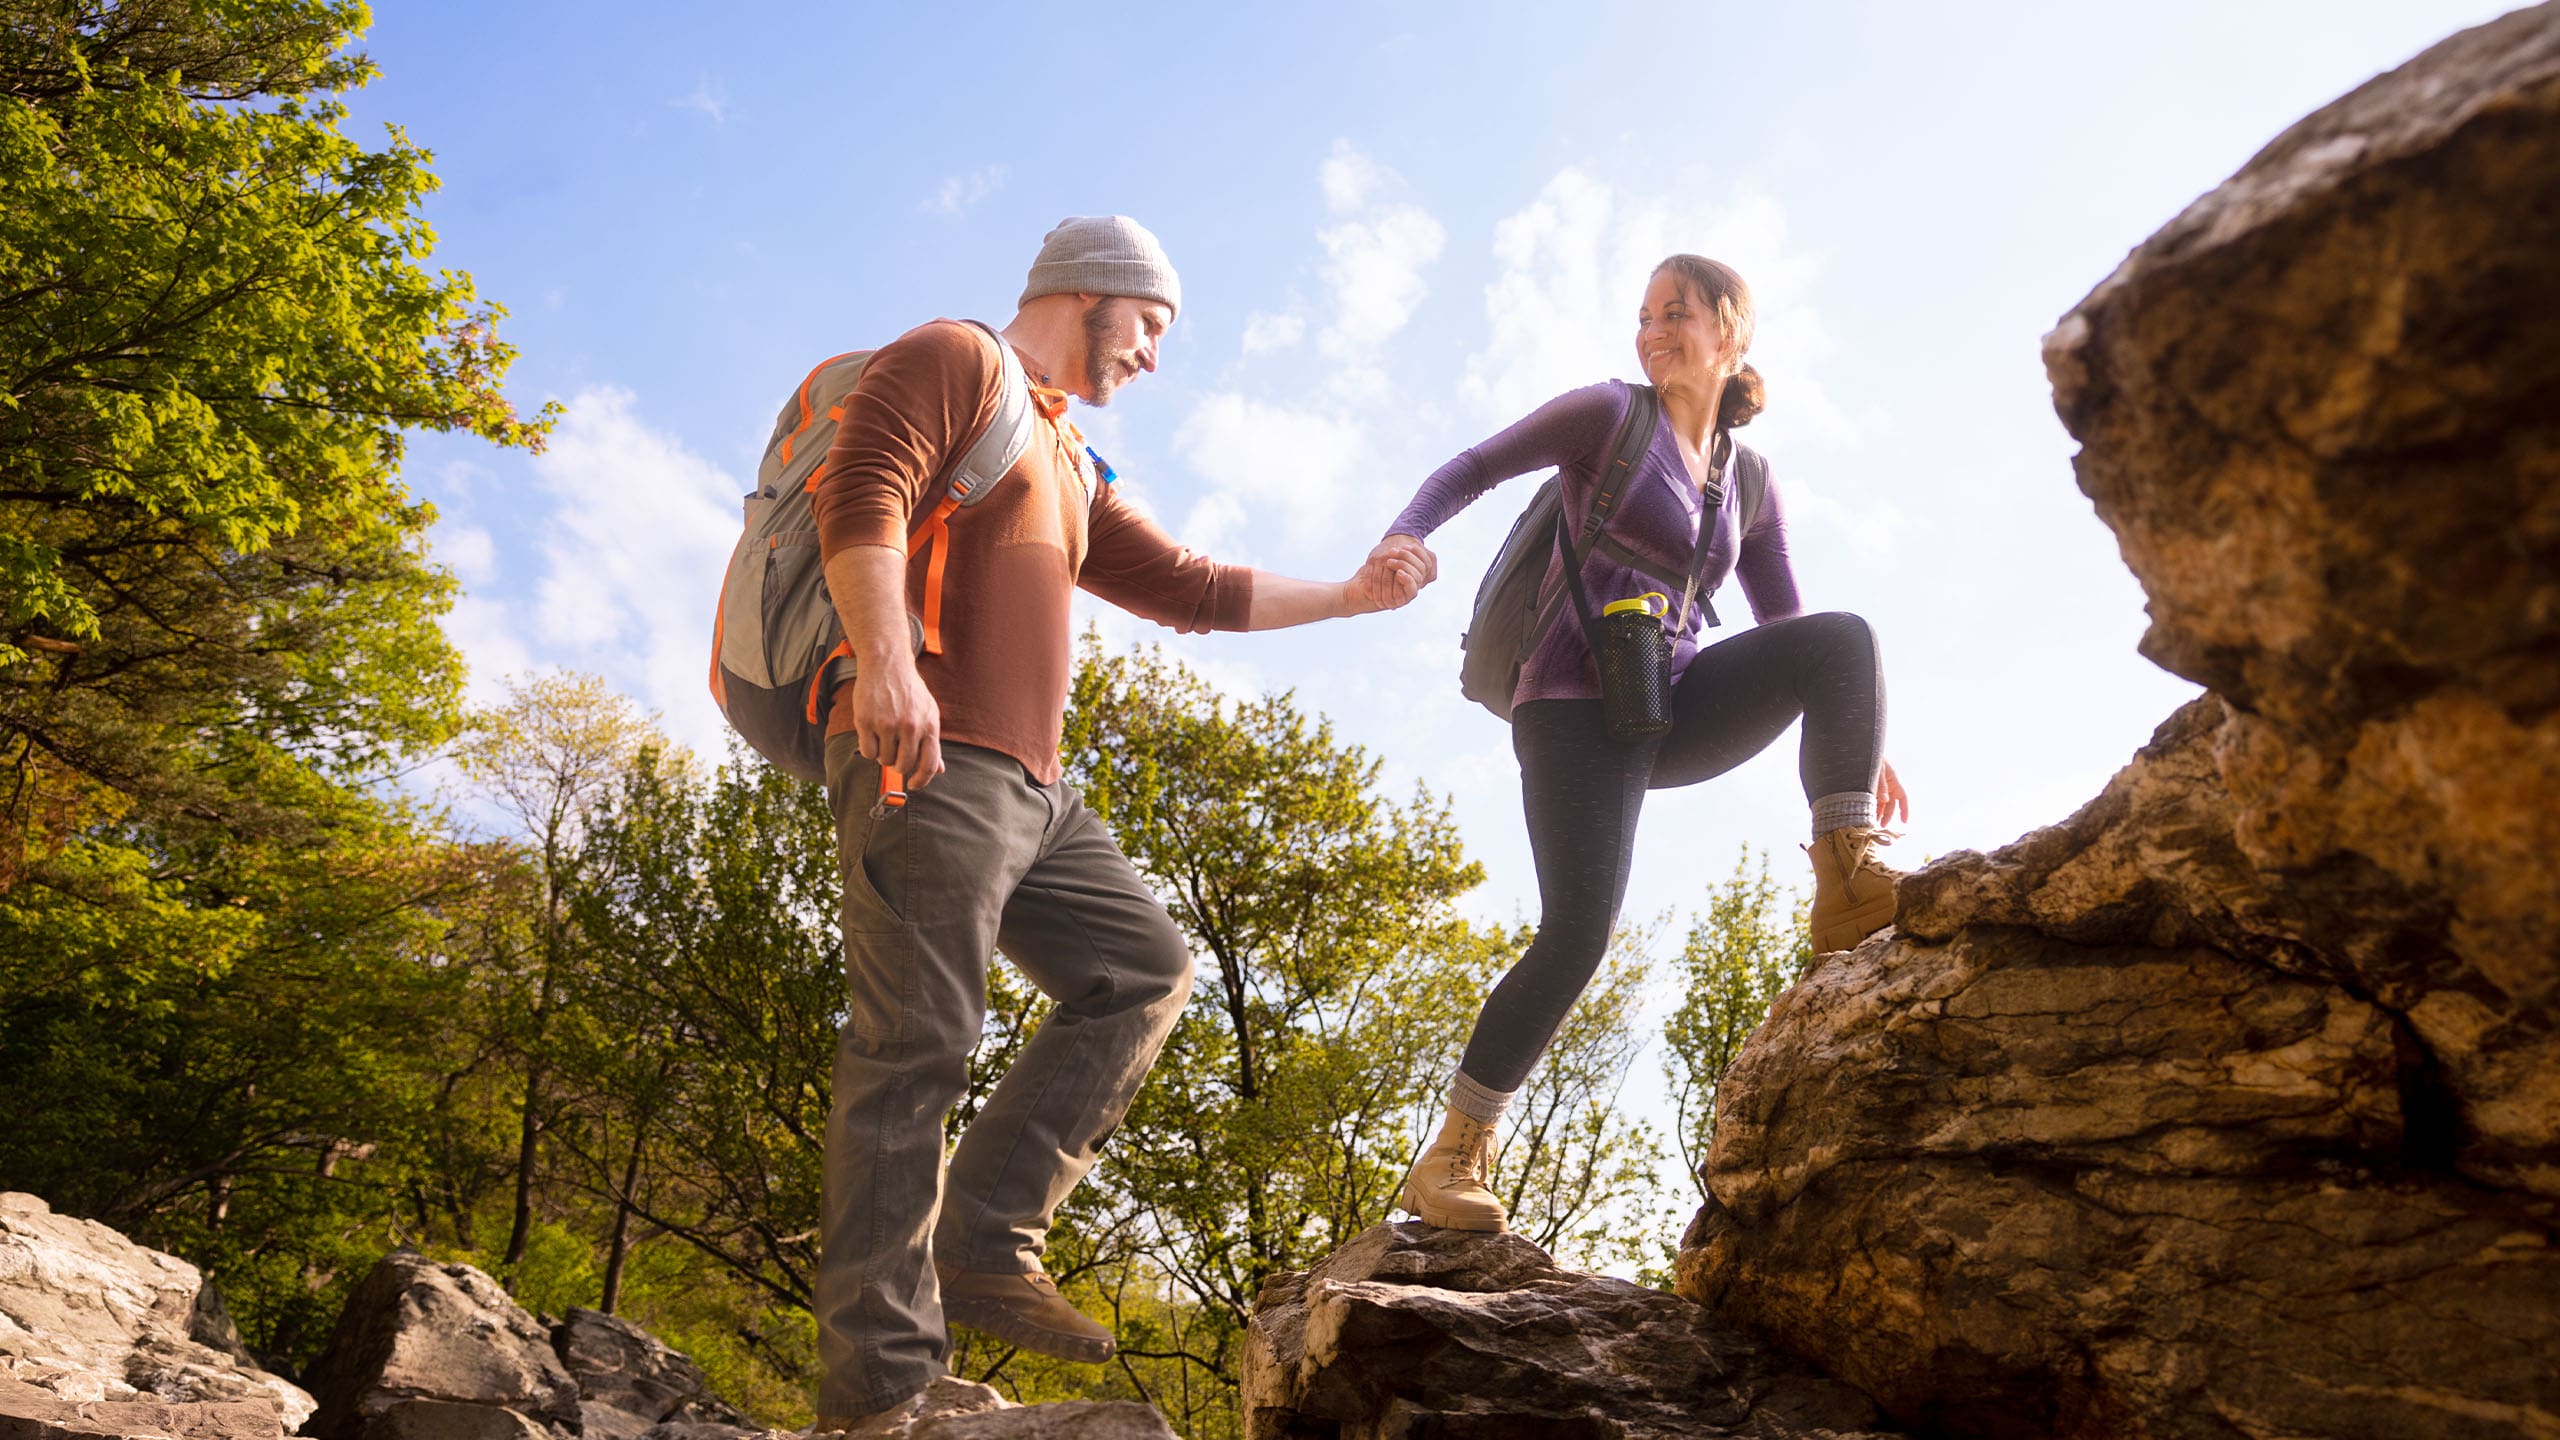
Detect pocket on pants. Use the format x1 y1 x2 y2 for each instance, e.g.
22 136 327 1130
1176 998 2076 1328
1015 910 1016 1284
841 926 916 1043
828 743 913 936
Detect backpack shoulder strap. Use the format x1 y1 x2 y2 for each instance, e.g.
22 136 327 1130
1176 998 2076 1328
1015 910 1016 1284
942 321 1036 509
1733 441 1768 537
1577 383 1659 546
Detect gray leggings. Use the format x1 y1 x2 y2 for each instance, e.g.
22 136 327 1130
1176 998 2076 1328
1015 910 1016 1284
1458 610 1886 1091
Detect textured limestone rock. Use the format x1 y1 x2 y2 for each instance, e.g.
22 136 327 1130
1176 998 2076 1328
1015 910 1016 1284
1681 8 2560 1438
0 1194 313 1431
0 1376 285 1440
814 1377 1169 1439
2041 0 2560 1195
303 1253 583 1440
1244 1223 1895 1439
551 1309 746 1440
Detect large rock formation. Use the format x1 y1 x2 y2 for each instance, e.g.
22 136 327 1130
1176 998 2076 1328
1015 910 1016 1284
1679 6 2560 1438
0 1193 312 1438
1244 1223 1897 1438
303 1254 587 1440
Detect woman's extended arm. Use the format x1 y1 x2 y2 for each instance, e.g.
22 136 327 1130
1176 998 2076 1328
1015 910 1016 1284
1382 383 1624 543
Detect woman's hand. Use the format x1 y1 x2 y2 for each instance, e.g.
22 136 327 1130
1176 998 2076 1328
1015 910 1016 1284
1874 758 1910 828
1347 534 1437 614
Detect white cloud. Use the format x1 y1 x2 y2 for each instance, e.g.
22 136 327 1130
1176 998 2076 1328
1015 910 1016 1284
1241 310 1306 356
439 525 496 585
1319 205 1446 356
922 164 1009 218
1321 140 1395 214
442 593 533 706
1172 394 1366 547
1314 142 1446 360
525 387 744 756
1459 170 1863 451
673 78 730 125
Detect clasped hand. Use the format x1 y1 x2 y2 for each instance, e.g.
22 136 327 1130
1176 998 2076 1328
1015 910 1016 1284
1349 533 1439 613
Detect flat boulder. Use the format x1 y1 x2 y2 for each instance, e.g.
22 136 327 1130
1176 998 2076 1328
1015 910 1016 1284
0 1194 312 1432
0 1376 284 1440
1244 1222 1895 1439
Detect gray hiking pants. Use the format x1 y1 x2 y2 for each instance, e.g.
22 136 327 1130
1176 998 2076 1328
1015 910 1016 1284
815 736 1192 1417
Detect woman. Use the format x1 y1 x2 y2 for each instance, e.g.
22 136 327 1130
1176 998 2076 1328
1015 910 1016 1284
1370 254 1909 1232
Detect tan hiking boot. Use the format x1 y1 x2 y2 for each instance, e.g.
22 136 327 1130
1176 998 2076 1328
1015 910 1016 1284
1400 1104 1508 1232
1807 825 1906 953
935 1264 1115 1364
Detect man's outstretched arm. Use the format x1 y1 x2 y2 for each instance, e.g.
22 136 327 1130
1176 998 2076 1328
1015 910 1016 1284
1241 551 1427 630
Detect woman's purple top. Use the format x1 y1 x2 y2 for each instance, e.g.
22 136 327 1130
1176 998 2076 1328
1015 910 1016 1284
1387 380 1803 706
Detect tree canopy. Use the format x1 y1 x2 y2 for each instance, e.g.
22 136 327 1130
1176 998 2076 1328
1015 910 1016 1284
1 0 549 865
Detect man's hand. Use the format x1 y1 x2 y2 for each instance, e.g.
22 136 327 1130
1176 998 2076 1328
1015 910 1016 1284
851 656 945 790
1346 534 1436 614
825 544 945 790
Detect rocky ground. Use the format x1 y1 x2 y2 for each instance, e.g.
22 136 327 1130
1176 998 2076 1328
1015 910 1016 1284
0 1195 1168 1440
1677 5 2560 1437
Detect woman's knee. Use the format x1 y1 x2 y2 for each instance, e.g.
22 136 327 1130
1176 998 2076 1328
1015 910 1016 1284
1519 914 1614 989
1801 609 1876 651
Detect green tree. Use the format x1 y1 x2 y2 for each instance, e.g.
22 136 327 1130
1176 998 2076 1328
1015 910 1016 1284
0 2 549 1363
0 767 501 1359
2 0 548 868
452 673 659 1272
1660 848 1812 1202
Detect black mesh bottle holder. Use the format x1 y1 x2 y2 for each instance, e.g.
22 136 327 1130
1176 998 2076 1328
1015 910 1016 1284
1593 608 1673 740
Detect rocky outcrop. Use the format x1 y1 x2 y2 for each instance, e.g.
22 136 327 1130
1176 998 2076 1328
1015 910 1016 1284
304 1253 587 1440
1679 6 2560 1439
1244 1223 1896 1439
0 1193 312 1436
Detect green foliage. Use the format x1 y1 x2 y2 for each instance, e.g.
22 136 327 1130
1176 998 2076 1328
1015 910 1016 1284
563 740 843 1319
1660 848 1812 1203
0 0 551 1369
1 0 550 864
0 771 504 1359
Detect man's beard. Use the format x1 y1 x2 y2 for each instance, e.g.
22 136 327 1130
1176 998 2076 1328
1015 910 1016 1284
1081 302 1133 406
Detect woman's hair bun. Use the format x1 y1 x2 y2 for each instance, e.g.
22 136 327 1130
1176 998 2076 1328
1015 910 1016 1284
1719 362 1766 429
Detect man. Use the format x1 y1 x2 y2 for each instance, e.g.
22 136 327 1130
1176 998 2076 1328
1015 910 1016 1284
808 215 1420 1425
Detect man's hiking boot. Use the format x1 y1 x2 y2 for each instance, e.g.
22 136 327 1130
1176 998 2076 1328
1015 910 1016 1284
935 1264 1115 1364
1807 825 1906 953
1400 1104 1508 1232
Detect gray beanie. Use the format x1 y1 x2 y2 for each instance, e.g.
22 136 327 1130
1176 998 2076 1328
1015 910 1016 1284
1019 215 1181 318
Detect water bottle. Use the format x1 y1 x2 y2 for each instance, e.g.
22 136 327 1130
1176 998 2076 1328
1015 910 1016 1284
1594 592 1673 741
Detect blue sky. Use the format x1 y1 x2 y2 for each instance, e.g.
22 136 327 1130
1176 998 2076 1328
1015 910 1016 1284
365 0 2509 942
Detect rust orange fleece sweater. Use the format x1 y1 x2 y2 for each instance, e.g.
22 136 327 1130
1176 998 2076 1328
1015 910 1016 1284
810 319 1254 783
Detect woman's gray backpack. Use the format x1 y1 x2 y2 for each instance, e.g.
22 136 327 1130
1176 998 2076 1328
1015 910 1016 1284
1456 384 1766 722
710 322 1036 784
